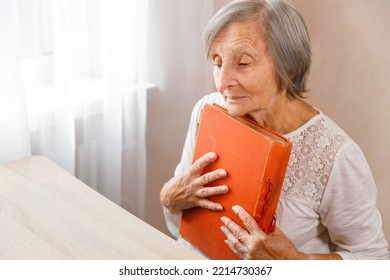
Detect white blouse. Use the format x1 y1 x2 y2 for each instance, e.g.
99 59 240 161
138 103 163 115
163 92 389 260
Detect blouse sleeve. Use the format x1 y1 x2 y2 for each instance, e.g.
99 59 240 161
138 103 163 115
162 98 205 238
318 141 389 259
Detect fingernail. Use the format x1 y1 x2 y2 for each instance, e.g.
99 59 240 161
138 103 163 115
220 216 227 223
208 152 217 160
218 169 227 176
232 205 239 213
216 205 223 211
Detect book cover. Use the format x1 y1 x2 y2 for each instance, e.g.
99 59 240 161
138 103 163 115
179 103 292 260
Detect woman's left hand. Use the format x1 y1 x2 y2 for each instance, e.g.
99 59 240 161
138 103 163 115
220 205 306 260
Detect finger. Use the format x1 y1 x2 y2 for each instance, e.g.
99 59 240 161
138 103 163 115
232 205 264 236
196 198 223 211
220 216 249 244
195 185 229 198
194 169 227 187
190 152 218 174
220 225 238 242
220 225 247 258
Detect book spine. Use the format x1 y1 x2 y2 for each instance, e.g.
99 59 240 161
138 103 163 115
252 142 292 233
252 178 272 224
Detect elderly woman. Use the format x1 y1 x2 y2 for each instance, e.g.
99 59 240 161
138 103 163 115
160 0 389 260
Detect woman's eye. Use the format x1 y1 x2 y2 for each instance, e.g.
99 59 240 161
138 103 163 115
239 63 249 68
213 62 222 68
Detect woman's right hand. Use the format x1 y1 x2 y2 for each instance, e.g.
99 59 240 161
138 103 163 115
160 152 229 215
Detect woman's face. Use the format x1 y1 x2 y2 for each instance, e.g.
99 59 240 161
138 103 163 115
210 19 281 118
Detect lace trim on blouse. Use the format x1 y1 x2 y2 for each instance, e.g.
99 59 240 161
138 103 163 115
282 114 348 208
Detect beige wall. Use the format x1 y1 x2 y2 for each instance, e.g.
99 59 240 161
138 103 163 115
144 0 215 234
145 0 390 249
290 0 390 246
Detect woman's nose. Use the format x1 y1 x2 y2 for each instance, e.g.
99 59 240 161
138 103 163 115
215 66 238 92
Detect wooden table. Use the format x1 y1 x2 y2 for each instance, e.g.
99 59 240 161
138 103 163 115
0 156 203 260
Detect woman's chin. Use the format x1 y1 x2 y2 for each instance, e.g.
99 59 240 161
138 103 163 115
226 105 248 117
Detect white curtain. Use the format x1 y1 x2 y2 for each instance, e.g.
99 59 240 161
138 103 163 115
0 0 31 162
0 0 148 219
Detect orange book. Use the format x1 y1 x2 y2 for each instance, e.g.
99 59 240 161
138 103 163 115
179 103 292 260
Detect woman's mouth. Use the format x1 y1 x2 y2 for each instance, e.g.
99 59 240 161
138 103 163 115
224 95 247 103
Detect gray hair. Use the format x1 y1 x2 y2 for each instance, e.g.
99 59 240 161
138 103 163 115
203 0 311 98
